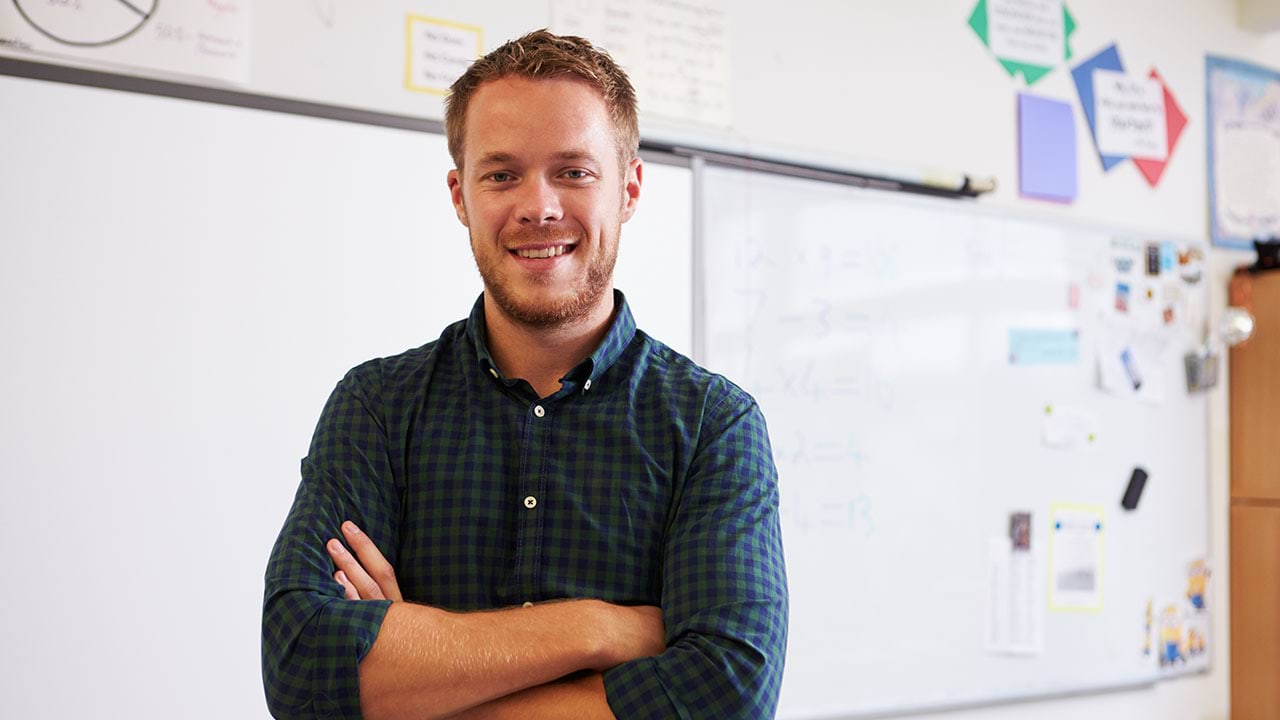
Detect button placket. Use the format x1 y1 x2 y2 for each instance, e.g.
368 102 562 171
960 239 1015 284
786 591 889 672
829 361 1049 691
514 397 550 598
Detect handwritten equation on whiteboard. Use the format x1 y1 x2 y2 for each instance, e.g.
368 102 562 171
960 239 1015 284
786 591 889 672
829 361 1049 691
703 195 1037 544
716 228 907 540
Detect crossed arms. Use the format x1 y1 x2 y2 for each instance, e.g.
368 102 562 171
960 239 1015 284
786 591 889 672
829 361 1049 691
261 369 788 720
323 520 663 719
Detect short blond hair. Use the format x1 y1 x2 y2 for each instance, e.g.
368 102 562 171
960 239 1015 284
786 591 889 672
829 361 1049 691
444 29 639 169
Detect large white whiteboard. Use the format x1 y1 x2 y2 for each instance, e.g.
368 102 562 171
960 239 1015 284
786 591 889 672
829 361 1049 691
700 165 1212 719
0 73 691 719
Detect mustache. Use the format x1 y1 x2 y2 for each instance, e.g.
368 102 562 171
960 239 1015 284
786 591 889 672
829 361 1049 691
500 224 586 248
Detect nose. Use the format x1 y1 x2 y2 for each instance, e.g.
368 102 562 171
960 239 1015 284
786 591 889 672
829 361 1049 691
516 176 563 225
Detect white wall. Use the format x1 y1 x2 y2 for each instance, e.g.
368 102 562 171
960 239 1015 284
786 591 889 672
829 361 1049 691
711 1 1272 719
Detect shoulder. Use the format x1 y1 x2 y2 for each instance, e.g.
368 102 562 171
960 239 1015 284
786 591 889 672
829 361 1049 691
335 318 468 405
630 330 760 428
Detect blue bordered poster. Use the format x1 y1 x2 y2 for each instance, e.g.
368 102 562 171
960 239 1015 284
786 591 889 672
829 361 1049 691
1207 55 1280 250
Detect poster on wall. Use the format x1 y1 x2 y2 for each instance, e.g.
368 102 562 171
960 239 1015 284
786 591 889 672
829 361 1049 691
968 0 1077 85
1207 55 1280 250
551 0 731 127
403 15 484 96
1071 43 1188 188
0 0 251 84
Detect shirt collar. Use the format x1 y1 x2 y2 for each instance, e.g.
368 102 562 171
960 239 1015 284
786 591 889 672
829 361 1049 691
465 289 637 388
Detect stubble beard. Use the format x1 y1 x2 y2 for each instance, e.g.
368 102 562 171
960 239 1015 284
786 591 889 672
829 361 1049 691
472 223 619 330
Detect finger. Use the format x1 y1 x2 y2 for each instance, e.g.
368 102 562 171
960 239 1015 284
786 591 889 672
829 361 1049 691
334 571 360 600
341 521 403 602
326 537 385 600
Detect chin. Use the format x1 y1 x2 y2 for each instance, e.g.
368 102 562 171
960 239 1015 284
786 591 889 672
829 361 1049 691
498 286 606 329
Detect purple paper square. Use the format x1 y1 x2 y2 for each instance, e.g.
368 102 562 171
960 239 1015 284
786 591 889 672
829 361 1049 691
1018 93 1078 203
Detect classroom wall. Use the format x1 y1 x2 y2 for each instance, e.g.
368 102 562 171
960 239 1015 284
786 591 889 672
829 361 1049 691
710 1 1273 718
0 2 1264 718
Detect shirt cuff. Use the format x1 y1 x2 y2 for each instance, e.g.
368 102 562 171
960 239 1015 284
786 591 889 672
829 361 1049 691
310 598 393 719
602 656 685 720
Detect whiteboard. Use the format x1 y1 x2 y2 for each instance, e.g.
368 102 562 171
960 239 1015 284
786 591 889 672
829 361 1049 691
0 73 691 719
699 165 1212 719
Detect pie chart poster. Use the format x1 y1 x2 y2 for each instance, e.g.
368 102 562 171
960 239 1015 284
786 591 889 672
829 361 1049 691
0 0 250 83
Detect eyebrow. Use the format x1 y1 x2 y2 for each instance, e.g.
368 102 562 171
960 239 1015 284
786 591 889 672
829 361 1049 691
553 150 601 164
474 152 515 168
473 150 602 168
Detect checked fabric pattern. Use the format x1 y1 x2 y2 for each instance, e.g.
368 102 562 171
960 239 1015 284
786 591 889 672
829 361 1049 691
262 291 788 719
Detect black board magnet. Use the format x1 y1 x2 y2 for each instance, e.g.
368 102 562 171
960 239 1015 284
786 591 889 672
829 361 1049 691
1121 467 1148 511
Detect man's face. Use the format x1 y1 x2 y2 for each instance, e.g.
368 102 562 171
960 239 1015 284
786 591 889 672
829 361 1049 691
448 76 642 329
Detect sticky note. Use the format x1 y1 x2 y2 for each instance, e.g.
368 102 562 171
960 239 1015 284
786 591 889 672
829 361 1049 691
1009 328 1080 365
1018 93 1078 203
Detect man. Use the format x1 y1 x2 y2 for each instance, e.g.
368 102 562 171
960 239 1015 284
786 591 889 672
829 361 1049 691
262 30 787 720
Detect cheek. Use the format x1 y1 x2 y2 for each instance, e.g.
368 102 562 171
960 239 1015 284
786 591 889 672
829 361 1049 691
570 193 621 229
468 201 510 236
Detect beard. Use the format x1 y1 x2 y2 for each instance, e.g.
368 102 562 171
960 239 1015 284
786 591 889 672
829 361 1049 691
471 222 619 329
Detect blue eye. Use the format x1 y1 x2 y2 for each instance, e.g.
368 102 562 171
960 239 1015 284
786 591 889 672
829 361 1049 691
564 170 588 180
489 172 512 183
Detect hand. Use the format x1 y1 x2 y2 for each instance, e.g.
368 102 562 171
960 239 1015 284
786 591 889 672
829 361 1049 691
325 520 403 602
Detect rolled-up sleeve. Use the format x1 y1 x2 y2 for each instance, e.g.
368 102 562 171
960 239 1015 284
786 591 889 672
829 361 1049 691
603 390 789 719
262 365 401 720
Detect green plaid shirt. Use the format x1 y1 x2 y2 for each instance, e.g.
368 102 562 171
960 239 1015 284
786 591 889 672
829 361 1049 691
262 291 788 719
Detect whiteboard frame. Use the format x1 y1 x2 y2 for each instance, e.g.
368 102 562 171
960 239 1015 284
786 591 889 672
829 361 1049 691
689 157 1214 719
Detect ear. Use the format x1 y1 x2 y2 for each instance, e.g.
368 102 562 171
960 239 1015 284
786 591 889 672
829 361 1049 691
620 157 643 224
447 169 469 227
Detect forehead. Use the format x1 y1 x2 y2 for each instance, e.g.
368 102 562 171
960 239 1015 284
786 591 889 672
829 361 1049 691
463 76 615 161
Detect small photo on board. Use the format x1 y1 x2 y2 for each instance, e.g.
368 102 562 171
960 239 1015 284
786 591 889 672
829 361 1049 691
1116 282 1131 313
1010 512 1032 551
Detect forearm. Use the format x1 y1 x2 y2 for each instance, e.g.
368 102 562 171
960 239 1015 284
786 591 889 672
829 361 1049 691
359 600 641 720
445 673 615 720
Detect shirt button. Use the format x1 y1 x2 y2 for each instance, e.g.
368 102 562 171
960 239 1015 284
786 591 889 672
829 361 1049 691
533 405 545 418
488 367 498 378
522 601 534 608
584 379 592 391
524 495 537 509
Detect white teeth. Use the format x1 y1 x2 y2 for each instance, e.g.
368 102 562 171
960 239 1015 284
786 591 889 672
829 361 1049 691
516 245 569 259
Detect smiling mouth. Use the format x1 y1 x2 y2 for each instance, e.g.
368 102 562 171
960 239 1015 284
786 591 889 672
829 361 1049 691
512 244 576 259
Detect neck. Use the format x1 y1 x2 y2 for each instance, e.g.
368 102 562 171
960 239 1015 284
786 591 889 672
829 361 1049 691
483 291 616 399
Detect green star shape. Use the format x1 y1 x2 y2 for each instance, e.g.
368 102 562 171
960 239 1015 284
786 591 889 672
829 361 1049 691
969 0 1077 85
